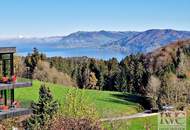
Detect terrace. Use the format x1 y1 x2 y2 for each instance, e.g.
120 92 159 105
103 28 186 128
0 47 32 120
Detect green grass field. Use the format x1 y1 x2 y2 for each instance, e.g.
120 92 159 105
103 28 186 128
14 80 190 130
104 115 190 130
15 80 141 118
103 116 157 130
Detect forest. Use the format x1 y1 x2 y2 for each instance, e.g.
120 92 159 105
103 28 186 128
21 40 190 111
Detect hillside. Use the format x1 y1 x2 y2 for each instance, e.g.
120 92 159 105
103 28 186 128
15 80 141 118
106 29 190 54
146 39 190 72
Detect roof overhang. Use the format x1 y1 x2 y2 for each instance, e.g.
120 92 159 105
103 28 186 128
0 47 16 54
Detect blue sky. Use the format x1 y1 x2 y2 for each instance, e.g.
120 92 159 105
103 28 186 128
0 0 189 37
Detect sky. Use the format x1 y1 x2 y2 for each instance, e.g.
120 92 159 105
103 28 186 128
0 0 189 38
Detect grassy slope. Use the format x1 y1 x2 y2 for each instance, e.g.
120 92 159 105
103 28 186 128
103 116 157 130
15 80 140 118
104 115 190 130
14 80 190 129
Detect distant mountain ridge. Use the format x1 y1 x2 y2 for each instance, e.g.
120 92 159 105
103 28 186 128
0 29 190 55
0 30 138 50
106 29 190 54
57 30 139 48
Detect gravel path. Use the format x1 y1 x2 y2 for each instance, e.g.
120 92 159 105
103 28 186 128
100 112 158 122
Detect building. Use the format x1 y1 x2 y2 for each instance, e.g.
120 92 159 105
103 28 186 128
0 47 32 119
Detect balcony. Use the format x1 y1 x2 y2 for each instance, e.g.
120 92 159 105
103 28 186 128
0 82 32 91
0 108 32 120
0 47 33 119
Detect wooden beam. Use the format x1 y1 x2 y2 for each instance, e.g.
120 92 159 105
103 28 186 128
0 47 16 54
0 82 32 91
0 108 32 120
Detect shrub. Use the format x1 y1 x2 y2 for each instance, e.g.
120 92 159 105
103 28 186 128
0 118 18 130
61 88 99 121
50 117 101 130
26 84 59 130
176 102 186 111
0 117 29 130
50 88 101 130
187 105 190 117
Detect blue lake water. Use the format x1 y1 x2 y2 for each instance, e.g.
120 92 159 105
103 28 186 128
17 48 127 61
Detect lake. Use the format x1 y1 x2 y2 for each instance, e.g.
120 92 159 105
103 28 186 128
17 47 127 61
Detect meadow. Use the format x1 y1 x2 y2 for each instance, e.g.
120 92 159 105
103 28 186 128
15 80 141 118
15 80 190 130
104 115 190 130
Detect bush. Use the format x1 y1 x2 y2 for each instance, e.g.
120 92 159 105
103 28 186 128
176 102 186 111
61 88 99 121
50 117 101 130
49 88 101 130
0 118 19 130
0 116 31 130
187 105 190 117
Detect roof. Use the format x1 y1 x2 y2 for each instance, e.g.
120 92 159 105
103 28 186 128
0 47 16 54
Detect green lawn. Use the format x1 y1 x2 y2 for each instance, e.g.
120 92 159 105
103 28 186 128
14 80 190 129
104 115 190 130
103 116 157 130
15 80 141 118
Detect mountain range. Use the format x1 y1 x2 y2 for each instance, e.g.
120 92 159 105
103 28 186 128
105 29 190 54
0 29 190 55
57 30 139 48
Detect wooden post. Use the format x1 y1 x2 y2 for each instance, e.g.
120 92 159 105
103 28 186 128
2 59 7 106
0 55 2 98
2 60 6 77
10 53 14 76
4 90 7 106
0 90 3 98
10 53 14 105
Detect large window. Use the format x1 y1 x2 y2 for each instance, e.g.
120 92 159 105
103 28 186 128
0 54 13 79
0 53 14 106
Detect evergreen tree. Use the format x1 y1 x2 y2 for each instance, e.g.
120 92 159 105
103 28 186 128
81 63 90 88
115 67 128 92
25 48 46 74
98 71 104 90
89 60 105 90
121 54 150 95
26 84 59 130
